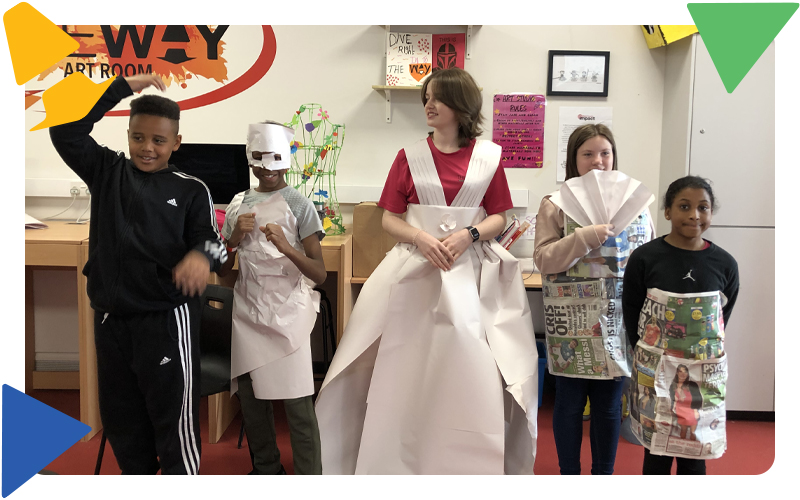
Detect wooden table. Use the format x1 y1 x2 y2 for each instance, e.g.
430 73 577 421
25 221 99 442
523 272 542 290
320 230 354 342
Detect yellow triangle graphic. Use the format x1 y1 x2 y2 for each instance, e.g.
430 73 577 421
30 73 114 131
3 2 79 85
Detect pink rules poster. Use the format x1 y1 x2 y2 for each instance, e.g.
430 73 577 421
492 94 546 168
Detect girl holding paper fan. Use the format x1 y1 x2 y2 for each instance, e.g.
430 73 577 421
623 176 739 474
534 124 656 475
315 68 539 474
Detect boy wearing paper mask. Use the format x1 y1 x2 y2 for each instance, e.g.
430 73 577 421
218 120 326 474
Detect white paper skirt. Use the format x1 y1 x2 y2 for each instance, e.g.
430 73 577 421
316 206 540 474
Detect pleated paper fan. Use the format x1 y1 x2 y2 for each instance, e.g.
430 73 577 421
550 170 654 235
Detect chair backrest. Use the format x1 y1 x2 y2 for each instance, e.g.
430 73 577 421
199 284 234 360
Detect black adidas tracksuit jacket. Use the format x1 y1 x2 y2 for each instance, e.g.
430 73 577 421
50 76 225 315
49 76 225 474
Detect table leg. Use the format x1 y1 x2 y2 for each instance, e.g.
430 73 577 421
78 243 101 441
207 391 240 444
336 234 353 344
25 267 35 394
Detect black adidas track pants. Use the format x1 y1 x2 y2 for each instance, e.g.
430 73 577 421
94 300 202 474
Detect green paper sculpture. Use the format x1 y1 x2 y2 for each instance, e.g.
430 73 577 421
285 103 346 235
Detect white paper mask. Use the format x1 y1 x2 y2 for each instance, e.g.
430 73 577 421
246 122 295 170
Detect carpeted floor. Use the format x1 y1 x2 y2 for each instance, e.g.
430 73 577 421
32 384 774 475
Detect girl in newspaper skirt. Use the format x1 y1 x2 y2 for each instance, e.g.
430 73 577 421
622 176 739 474
533 124 656 474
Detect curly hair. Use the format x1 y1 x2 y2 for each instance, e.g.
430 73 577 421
130 94 180 131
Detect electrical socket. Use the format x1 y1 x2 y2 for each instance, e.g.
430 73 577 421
69 181 89 198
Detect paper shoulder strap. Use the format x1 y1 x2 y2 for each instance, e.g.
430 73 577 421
451 140 502 208
404 139 447 206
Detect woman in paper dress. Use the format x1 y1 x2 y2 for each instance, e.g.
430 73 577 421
533 124 655 475
315 68 540 475
623 176 739 474
670 364 702 440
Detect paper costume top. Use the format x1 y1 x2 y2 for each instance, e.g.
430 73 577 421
246 122 295 170
225 190 321 400
550 169 655 237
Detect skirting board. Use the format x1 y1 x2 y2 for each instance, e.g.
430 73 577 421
726 411 775 422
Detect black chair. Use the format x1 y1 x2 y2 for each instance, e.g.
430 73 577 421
94 285 235 474
312 288 337 382
198 285 235 399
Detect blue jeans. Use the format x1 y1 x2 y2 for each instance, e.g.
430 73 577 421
552 376 625 474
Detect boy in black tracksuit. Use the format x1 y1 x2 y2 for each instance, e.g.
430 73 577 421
49 74 227 474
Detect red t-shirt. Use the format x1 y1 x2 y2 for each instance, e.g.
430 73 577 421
378 137 513 215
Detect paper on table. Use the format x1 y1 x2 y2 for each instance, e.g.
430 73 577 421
549 170 654 236
25 213 48 229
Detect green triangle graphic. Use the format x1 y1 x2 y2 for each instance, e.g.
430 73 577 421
688 3 798 93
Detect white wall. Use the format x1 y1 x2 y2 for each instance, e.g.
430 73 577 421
26 25 665 221
25 25 666 359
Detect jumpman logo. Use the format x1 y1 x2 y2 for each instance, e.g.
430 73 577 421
683 269 696 282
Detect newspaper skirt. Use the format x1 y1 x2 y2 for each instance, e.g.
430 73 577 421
629 288 728 460
543 275 630 379
315 204 540 474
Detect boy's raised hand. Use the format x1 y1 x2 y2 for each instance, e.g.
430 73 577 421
228 213 257 247
125 74 167 93
260 223 290 254
173 250 211 297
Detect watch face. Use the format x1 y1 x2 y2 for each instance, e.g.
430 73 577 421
469 227 480 241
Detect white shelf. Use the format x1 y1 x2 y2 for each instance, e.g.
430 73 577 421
372 85 421 91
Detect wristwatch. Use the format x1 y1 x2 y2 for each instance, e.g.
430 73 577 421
465 226 480 242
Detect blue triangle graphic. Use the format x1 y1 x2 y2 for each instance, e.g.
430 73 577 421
2 385 90 497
